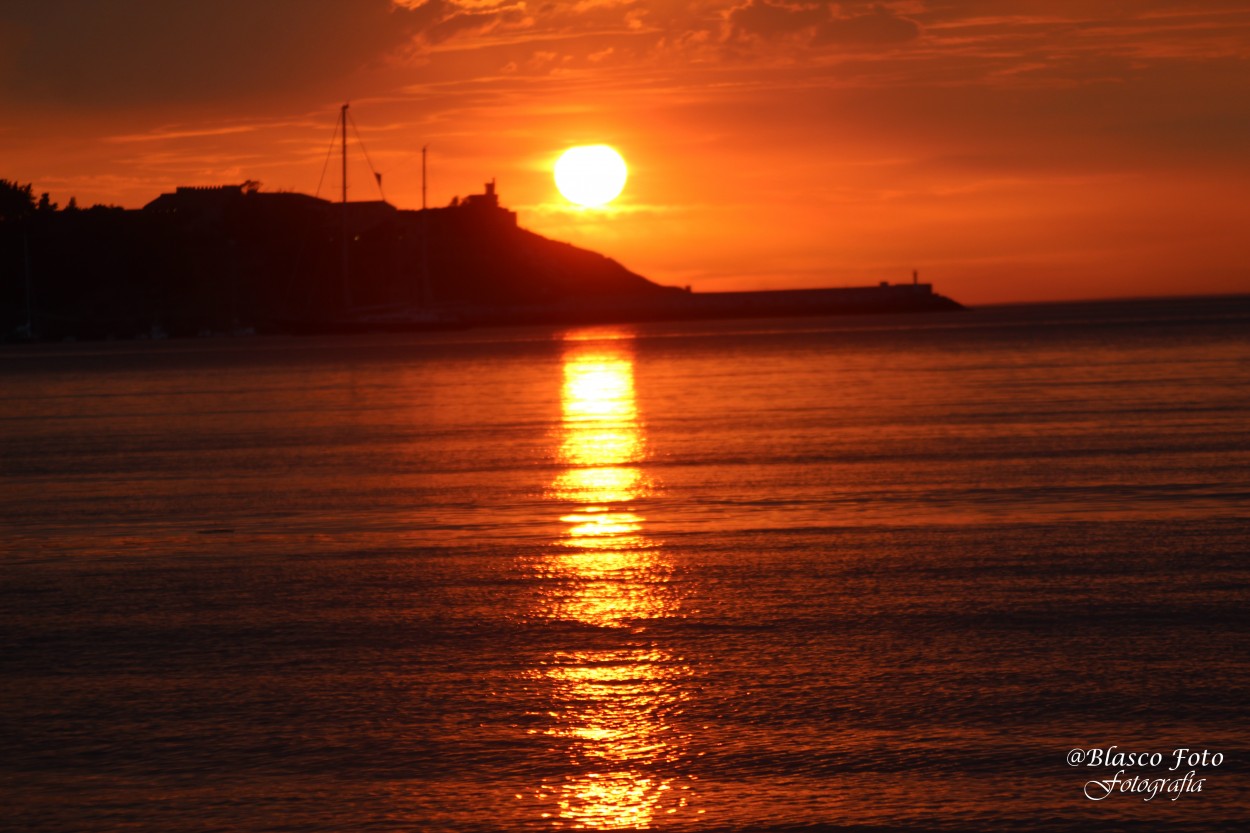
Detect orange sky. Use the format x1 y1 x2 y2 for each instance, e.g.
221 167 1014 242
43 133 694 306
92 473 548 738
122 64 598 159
2 1 1248 304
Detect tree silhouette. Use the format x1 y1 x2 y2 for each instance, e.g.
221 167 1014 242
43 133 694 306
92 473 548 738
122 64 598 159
0 179 36 220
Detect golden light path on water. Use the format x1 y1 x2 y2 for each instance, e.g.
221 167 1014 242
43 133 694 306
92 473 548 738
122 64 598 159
530 328 696 829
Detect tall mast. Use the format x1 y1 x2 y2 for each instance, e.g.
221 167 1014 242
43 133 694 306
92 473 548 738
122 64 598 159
340 102 350 310
341 103 349 207
420 145 431 307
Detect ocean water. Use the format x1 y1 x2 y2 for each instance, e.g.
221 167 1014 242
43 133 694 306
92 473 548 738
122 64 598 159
2 297 1249 832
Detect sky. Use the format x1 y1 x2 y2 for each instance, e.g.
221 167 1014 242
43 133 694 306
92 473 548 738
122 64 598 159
2 0 1248 304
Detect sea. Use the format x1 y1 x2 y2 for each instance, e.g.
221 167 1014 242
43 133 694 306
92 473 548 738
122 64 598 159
2 296 1248 832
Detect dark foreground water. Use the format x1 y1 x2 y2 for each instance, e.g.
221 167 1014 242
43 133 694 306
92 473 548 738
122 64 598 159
3 297 1249 832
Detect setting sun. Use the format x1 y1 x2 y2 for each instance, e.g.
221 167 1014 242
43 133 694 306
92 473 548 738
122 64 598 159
554 145 628 208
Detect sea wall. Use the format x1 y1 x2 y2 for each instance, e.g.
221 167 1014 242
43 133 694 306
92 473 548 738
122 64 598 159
451 283 962 326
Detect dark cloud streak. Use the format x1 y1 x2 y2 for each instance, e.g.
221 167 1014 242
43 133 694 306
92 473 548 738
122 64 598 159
0 0 426 107
727 1 921 46
814 6 921 46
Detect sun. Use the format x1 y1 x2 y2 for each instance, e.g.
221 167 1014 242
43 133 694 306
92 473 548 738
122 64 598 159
554 145 628 208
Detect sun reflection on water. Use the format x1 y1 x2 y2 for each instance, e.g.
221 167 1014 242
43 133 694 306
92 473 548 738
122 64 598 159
528 328 696 829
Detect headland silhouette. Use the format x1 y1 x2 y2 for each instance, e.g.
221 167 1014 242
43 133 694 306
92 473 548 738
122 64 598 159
1 177 961 341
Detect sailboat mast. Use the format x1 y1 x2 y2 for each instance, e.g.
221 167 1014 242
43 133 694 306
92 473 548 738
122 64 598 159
420 144 430 307
341 104 348 208
340 102 350 310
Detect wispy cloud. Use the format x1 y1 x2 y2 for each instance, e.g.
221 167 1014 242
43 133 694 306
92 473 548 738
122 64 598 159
105 126 260 144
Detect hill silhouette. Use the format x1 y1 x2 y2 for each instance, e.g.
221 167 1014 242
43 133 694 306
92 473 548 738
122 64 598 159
1 178 959 340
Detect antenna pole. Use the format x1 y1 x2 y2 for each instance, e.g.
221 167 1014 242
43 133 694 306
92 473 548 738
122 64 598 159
422 145 428 210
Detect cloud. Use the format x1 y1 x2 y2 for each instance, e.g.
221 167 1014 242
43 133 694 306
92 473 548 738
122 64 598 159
729 1 827 39
725 1 920 48
412 0 531 44
0 1 422 105
105 125 259 144
16 1 1183 115
814 5 921 46
0 0 534 107
0 0 667 108
6 1 1244 113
